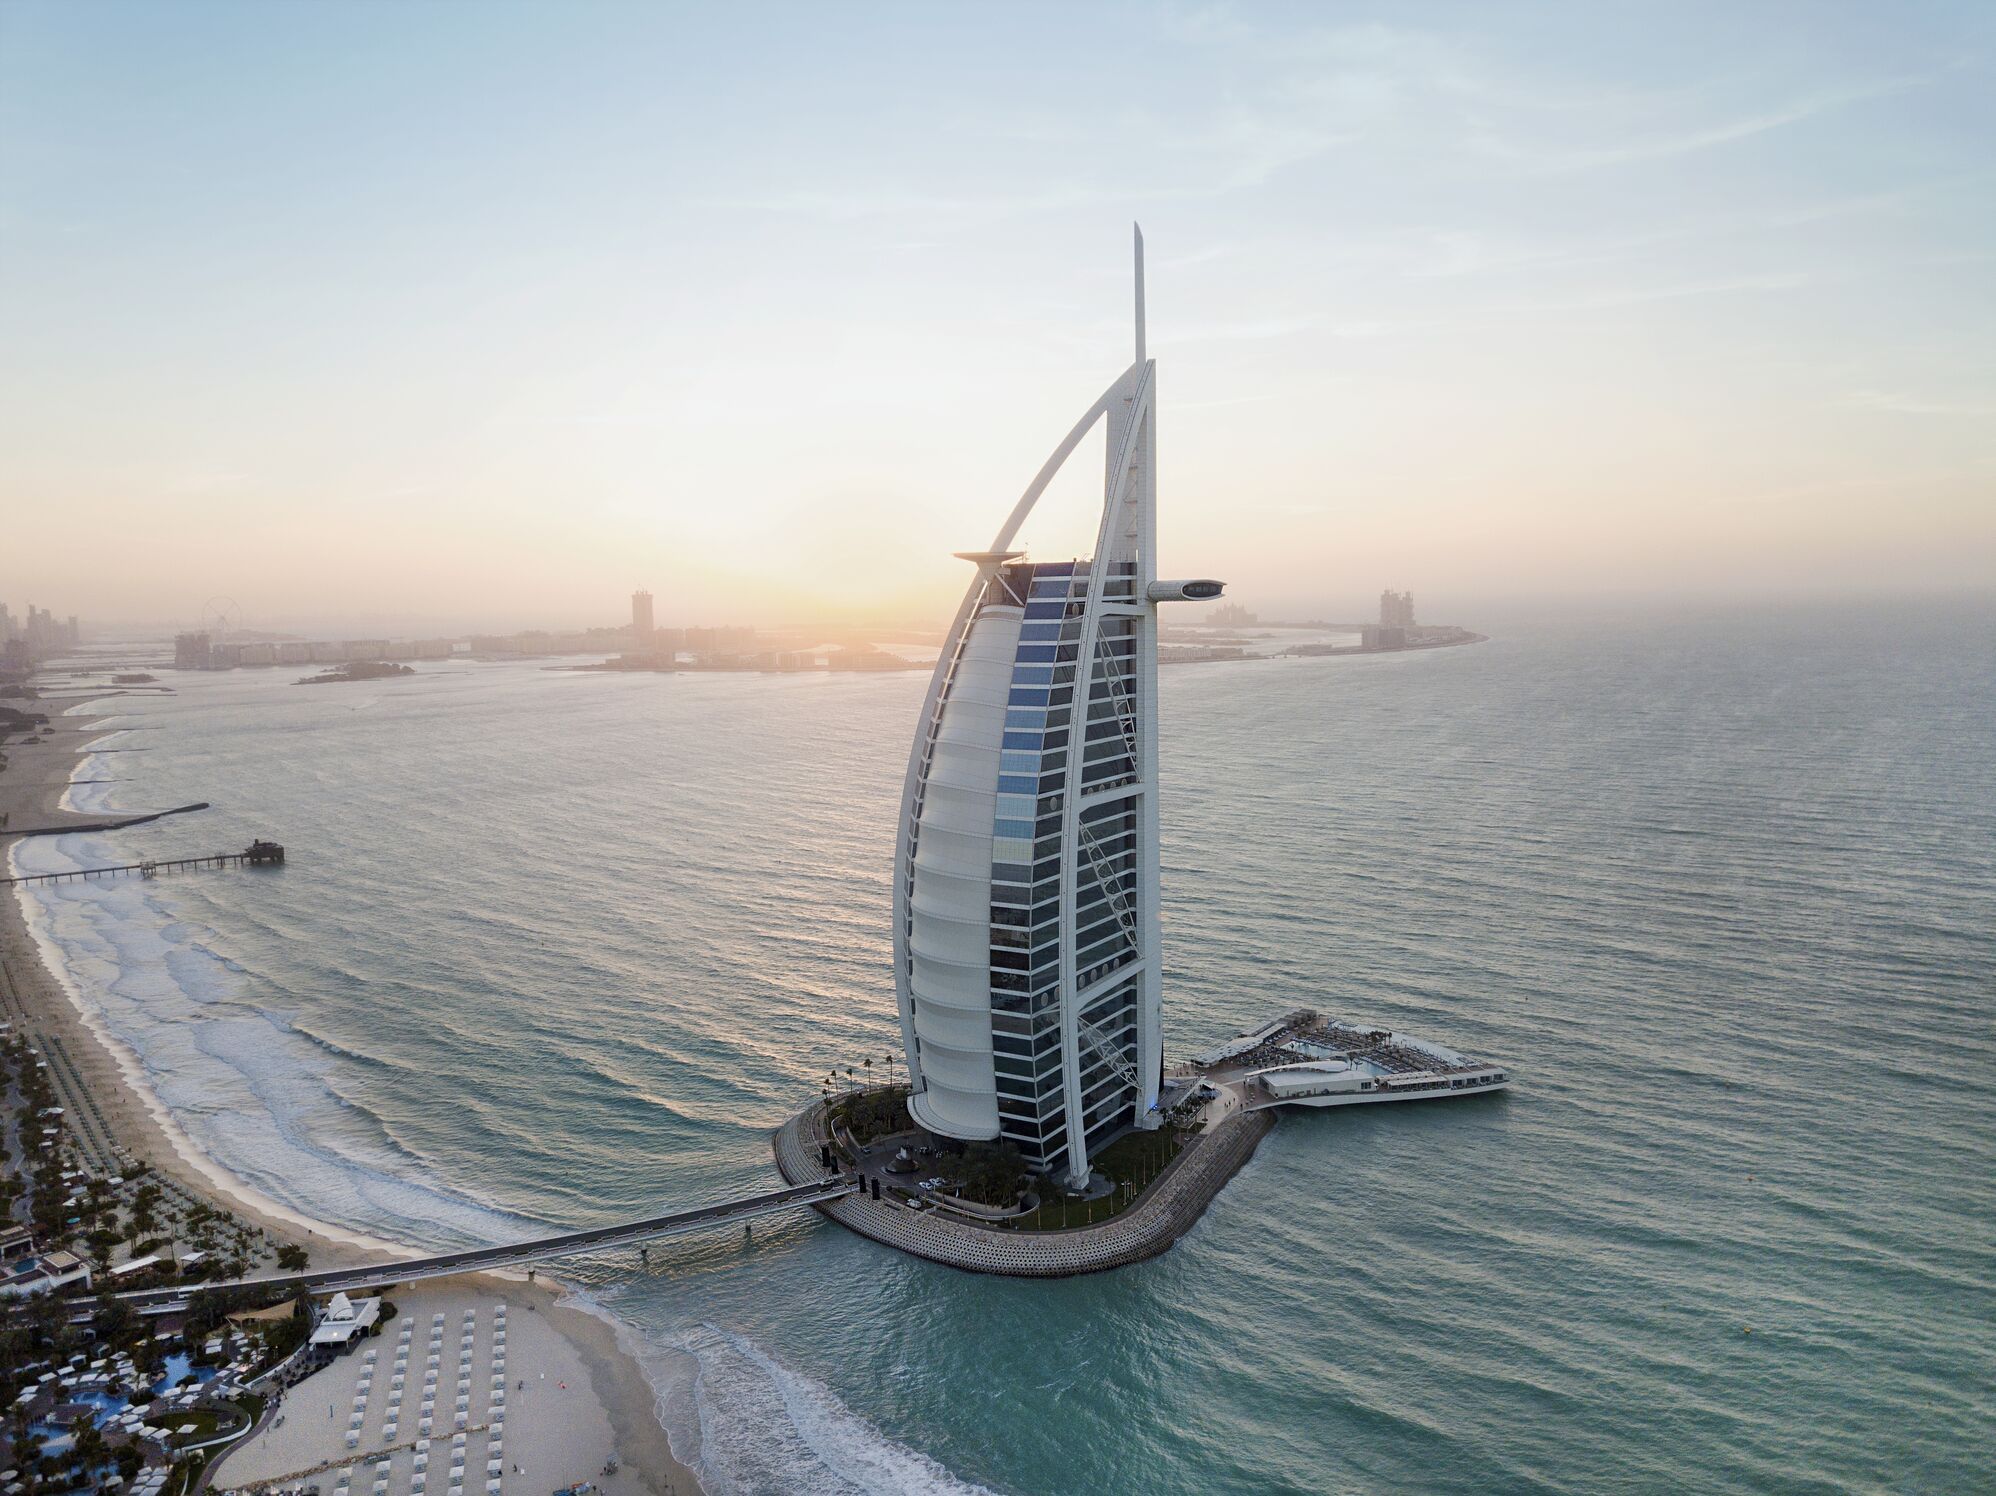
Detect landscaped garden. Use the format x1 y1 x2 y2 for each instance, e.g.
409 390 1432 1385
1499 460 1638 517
1004 1126 1187 1231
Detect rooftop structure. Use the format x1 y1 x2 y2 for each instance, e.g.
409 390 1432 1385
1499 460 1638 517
308 1290 382 1346
893 229 1223 1187
0 1246 91 1299
1188 1010 1510 1111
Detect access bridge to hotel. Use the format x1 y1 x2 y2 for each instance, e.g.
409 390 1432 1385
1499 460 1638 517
110 1177 855 1312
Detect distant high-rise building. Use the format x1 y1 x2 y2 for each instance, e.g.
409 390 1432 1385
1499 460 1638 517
0 603 84 662
631 589 655 645
174 632 212 670
13 604 75 658
1379 589 1415 629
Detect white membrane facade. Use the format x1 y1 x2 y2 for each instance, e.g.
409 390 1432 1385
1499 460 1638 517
894 229 1223 1185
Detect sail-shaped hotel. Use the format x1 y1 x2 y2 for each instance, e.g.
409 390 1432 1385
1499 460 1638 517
893 229 1222 1188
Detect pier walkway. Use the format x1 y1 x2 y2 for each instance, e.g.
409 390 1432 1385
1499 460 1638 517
112 1177 855 1309
1 838 280 885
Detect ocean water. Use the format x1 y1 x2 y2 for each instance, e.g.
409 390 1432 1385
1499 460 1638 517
11 601 1995 1494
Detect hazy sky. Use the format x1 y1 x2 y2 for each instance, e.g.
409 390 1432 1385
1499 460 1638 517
2 1 1991 633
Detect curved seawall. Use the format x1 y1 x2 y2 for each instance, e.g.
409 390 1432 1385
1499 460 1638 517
774 1099 1274 1277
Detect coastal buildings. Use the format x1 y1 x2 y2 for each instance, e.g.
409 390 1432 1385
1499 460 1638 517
0 602 81 665
164 612 774 670
1361 590 1419 648
893 229 1222 1187
179 635 457 669
0 1237 92 1298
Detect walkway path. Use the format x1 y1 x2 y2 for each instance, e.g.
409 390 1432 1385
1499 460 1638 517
3 800 209 838
116 1177 854 1308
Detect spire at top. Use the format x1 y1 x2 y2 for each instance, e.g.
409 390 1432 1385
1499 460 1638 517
1133 222 1147 366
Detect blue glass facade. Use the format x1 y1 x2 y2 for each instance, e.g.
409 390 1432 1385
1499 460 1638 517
974 558 1145 1176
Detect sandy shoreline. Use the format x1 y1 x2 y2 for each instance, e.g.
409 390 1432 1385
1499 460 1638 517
207 1277 697 1496
0 690 704 1494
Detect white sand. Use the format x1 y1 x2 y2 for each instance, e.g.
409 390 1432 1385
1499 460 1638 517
212 1280 681 1495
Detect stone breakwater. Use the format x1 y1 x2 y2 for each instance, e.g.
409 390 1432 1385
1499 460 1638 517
773 1100 1275 1277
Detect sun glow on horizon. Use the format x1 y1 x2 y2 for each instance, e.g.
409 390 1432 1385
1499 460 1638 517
2 2 1991 633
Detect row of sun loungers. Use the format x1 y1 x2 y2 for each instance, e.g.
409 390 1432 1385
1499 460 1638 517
334 1305 509 1495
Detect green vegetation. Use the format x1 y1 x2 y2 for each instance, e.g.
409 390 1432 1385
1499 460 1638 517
71 1408 107 1469
1091 1127 1183 1187
296 661 416 684
1004 1127 1187 1232
1008 1189 1129 1232
162 1398 249 1446
164 1406 231 1448
127 1181 163 1239
257 1299 312 1365
181 1280 303 1343
170 1450 210 1493
91 1294 140 1346
950 1140 1027 1206
832 1085 911 1145
0 1029 300 1489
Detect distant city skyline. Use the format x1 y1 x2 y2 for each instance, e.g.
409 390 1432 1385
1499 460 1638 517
3 2 1992 626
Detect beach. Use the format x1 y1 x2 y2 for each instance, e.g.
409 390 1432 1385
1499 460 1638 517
207 1278 694 1496
0 692 704 1495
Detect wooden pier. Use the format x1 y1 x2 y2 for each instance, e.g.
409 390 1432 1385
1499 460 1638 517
0 839 284 886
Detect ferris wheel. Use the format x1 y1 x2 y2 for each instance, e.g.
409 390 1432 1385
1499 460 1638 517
200 595 244 640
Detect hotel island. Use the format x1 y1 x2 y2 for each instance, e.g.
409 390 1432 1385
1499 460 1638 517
773 231 1508 1273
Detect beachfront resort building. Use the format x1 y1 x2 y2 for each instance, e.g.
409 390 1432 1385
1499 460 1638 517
893 229 1222 1187
306 1290 382 1356
0 1241 92 1299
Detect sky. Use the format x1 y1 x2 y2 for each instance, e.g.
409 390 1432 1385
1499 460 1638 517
2 1 1992 634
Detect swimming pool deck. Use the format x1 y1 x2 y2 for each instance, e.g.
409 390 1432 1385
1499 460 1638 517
772 1099 1273 1277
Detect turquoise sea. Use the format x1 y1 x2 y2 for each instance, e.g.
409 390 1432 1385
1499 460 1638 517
11 599 1995 1494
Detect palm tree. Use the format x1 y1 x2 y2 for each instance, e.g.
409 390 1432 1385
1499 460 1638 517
72 1410 105 1470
